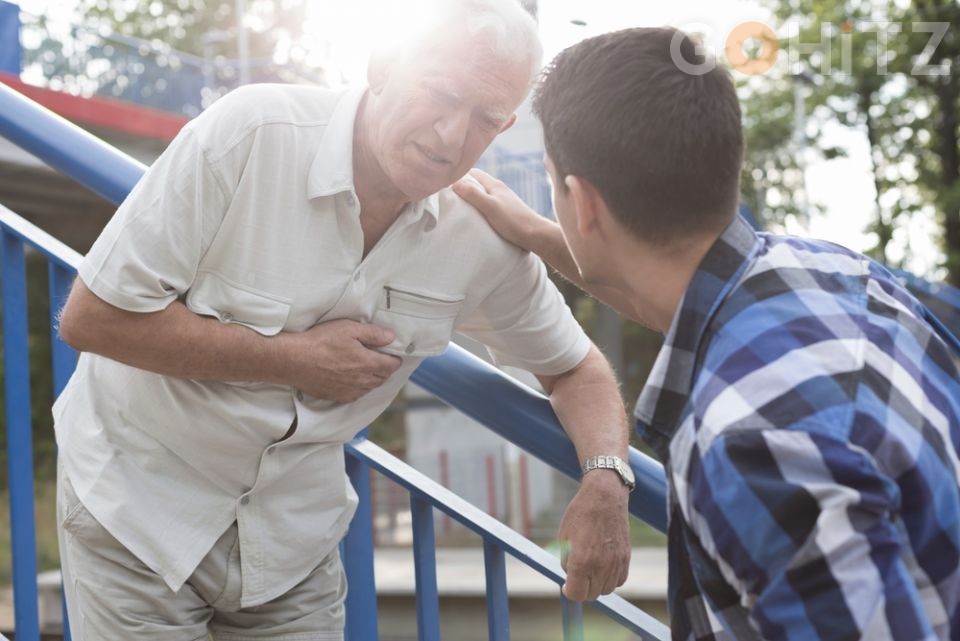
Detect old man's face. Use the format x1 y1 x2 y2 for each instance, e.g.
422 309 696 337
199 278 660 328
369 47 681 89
366 35 530 201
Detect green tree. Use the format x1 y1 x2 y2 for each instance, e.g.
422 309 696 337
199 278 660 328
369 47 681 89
739 0 960 283
73 0 308 59
21 0 322 112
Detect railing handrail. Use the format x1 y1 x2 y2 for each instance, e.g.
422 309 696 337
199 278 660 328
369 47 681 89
0 81 146 204
347 438 670 641
0 206 82 271
0 76 671 532
411 349 668 530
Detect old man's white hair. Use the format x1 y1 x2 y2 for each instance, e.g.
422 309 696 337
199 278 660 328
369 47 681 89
378 0 543 83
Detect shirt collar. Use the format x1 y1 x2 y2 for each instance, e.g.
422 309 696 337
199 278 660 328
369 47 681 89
634 214 761 460
305 85 440 226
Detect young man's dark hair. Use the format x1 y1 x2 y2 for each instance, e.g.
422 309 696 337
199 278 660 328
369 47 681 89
533 27 744 243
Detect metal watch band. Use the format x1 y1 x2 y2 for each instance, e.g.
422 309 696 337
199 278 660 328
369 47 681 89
581 455 635 490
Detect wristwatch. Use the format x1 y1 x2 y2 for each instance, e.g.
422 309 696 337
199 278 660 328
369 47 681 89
581 455 636 491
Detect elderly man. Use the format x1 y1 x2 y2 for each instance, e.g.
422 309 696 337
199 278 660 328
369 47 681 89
53 1 634 639
457 26 960 641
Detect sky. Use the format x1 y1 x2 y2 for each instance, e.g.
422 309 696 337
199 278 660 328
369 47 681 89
12 0 943 276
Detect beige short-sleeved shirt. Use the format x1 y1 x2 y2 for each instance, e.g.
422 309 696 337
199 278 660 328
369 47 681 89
53 84 591 607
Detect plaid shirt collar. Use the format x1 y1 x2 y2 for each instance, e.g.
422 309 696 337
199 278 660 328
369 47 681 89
634 214 761 461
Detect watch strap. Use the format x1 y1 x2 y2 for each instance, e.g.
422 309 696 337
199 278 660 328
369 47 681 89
581 455 635 490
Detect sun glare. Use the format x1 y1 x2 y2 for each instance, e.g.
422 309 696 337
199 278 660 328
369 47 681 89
303 0 441 86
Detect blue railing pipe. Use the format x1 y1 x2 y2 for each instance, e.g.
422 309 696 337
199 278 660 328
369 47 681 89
411 350 668 532
345 438 671 641
1 226 40 641
0 81 144 204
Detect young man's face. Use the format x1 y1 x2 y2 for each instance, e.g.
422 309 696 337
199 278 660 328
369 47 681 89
367 37 528 202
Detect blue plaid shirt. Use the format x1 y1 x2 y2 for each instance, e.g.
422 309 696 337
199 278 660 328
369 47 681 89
635 215 960 641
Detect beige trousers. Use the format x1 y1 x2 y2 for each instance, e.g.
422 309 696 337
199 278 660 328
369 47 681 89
56 464 346 641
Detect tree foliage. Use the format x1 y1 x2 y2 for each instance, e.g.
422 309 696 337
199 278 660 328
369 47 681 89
21 0 321 114
73 0 308 59
739 0 960 284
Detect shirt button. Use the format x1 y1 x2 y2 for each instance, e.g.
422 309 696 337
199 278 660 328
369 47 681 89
220 311 234 322
296 390 305 402
405 343 416 354
240 496 250 506
353 270 363 282
267 447 276 456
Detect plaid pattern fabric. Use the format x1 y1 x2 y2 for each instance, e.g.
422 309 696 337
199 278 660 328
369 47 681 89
635 215 960 641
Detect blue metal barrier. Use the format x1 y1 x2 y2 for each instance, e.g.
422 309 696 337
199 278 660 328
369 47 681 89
0 81 669 639
0 206 82 641
343 439 669 641
0 1 20 76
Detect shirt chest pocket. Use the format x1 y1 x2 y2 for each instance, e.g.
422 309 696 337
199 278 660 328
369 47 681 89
372 286 464 357
185 271 291 336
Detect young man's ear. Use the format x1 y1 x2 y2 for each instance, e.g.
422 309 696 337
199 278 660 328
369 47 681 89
565 175 607 238
498 113 518 135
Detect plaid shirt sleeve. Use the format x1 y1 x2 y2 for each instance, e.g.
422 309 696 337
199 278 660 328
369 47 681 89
684 427 938 641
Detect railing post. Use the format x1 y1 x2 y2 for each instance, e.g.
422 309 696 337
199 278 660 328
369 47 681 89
560 593 584 641
411 496 440 641
343 442 379 641
1 230 41 641
482 540 510 641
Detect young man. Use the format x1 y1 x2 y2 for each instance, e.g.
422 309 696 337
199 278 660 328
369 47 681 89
54 2 633 639
455 27 960 641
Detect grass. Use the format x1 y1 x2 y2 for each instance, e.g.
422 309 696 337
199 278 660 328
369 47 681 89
629 518 667 546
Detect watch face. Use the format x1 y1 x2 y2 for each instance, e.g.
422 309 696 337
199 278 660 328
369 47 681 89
618 460 636 485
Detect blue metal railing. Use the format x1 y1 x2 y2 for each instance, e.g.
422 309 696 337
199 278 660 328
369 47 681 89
0 81 669 639
0 203 82 641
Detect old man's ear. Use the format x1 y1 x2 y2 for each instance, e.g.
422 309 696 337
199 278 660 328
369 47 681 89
498 113 518 134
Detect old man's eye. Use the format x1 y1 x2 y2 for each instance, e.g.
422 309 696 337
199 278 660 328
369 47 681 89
479 116 501 131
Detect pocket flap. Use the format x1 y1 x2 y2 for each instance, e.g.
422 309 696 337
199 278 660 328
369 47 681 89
381 286 464 319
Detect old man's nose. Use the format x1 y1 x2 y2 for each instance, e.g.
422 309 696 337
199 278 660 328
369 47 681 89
433 109 471 149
